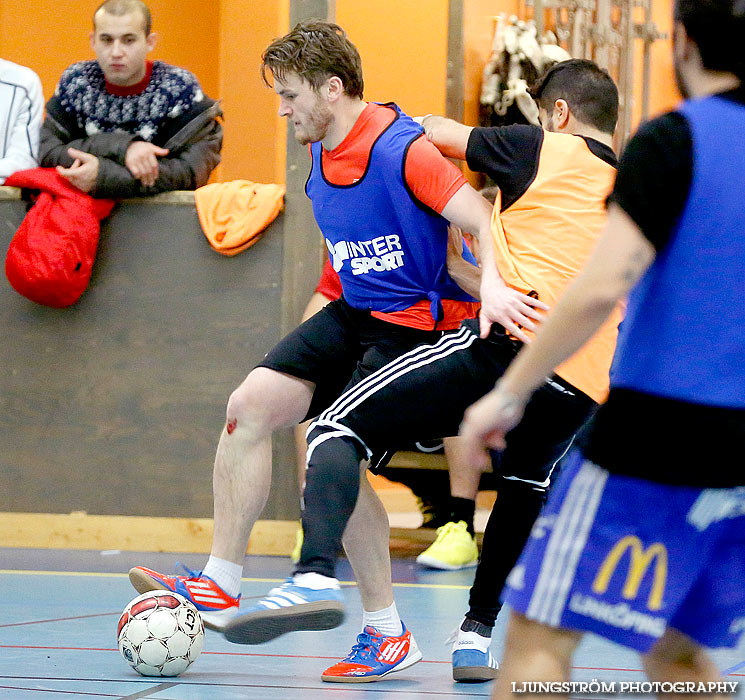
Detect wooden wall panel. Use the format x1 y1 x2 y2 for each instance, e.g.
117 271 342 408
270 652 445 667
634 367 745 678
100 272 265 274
0 197 299 521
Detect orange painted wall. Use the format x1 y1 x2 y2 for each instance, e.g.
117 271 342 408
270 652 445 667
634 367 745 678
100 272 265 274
0 1 220 112
336 0 449 117
218 0 289 182
0 0 681 186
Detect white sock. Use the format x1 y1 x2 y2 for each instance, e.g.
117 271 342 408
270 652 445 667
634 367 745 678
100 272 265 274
362 602 403 637
202 556 242 599
292 572 340 590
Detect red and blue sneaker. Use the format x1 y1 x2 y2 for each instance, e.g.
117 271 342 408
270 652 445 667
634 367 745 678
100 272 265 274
128 565 240 631
321 623 422 683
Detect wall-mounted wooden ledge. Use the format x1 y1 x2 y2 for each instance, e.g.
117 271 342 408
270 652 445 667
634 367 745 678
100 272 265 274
0 512 298 555
0 186 196 205
0 512 447 554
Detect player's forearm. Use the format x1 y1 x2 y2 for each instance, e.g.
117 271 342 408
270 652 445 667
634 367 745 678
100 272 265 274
475 219 506 293
421 115 472 160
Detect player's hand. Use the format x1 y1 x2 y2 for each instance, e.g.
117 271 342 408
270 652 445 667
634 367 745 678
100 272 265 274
56 148 99 193
459 385 527 468
414 114 444 141
478 269 548 342
125 141 169 188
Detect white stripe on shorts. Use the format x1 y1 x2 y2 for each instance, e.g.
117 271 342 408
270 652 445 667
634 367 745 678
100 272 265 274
527 460 608 626
316 324 478 428
305 425 372 465
502 431 576 492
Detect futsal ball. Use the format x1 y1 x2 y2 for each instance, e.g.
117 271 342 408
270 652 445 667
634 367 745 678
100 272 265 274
117 590 204 676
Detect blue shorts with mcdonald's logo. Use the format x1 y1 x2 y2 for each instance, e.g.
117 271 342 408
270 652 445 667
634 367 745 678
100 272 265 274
503 450 745 653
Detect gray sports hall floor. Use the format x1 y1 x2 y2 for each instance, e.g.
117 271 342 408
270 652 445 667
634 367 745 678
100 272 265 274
2 548 743 699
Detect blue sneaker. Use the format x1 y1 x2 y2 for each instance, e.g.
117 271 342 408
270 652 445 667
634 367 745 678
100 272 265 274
223 578 344 644
449 627 499 682
322 623 422 682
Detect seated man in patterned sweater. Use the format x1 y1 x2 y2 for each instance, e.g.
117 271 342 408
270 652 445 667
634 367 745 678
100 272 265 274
39 0 222 199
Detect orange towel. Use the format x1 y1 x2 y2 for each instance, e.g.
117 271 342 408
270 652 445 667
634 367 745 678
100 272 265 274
195 180 286 256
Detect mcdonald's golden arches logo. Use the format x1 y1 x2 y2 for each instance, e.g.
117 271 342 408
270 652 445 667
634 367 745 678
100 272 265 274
592 536 667 611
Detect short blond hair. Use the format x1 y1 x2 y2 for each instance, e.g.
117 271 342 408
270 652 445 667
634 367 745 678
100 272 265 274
94 0 152 35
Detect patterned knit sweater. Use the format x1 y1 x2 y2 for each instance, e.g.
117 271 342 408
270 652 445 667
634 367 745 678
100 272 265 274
52 60 207 144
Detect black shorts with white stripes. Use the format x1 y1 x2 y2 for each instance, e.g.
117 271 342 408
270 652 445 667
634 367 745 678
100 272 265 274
312 318 597 484
256 296 446 422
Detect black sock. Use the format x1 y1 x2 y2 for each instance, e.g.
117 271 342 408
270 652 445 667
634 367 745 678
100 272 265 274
449 496 476 535
461 616 492 638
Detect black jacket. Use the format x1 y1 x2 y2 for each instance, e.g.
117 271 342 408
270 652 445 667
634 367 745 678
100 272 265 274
40 87 222 199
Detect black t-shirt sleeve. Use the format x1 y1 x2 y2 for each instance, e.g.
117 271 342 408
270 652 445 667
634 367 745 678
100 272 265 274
608 112 693 251
465 124 543 210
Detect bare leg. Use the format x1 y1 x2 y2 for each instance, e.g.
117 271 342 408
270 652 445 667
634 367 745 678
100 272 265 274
211 367 314 563
492 612 582 700
644 628 728 700
445 435 483 500
342 464 394 612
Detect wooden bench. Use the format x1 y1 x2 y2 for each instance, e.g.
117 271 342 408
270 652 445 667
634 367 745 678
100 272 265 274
387 450 449 470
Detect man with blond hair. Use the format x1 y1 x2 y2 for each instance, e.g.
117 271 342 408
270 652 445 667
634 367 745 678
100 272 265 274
247 57 621 684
